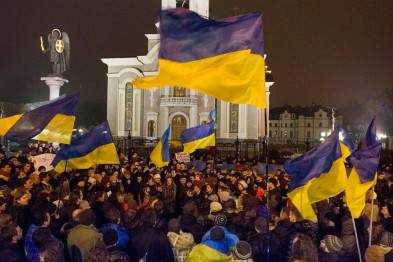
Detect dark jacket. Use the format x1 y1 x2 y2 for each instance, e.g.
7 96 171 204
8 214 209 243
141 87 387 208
0 240 25 262
247 231 282 262
131 226 174 262
107 247 130 262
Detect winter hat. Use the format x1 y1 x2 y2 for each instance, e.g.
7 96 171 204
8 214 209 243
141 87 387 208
210 202 222 213
153 173 161 180
238 180 248 189
210 226 225 241
380 231 393 247
214 214 227 227
254 217 268 234
323 235 343 253
233 241 252 260
218 190 230 202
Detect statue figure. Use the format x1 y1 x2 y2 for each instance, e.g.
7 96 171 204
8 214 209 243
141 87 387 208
40 28 70 76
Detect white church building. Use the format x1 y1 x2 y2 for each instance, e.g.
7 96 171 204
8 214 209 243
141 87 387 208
102 0 274 141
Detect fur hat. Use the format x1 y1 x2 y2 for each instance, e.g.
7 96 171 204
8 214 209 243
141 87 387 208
238 180 248 189
210 201 222 213
233 241 252 260
322 235 343 253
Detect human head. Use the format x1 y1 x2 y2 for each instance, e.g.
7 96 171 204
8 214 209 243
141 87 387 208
233 241 252 260
0 223 22 244
0 162 11 175
320 235 343 253
31 208 51 227
168 218 181 234
103 228 118 248
14 187 31 206
79 209 96 226
32 227 52 251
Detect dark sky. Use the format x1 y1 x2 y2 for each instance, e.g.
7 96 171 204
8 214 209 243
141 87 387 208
1 0 392 125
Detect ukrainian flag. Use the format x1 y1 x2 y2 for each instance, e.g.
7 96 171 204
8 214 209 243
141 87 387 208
150 126 170 168
284 130 350 221
346 119 381 218
134 9 266 108
0 94 79 144
52 122 119 173
181 122 215 154
186 244 232 262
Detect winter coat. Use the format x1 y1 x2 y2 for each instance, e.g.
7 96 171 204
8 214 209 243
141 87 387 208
38 238 65 262
202 226 239 254
107 247 130 262
365 245 393 262
131 226 174 262
0 240 25 262
167 231 195 262
246 231 281 262
67 224 103 261
100 223 130 249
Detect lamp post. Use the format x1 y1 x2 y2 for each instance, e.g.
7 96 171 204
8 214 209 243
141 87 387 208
235 135 240 159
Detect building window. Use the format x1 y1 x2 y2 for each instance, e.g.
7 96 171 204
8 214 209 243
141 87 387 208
307 123 311 127
148 120 155 137
229 103 239 133
290 123 293 127
284 123 287 127
202 120 207 125
290 131 293 138
319 114 322 117
275 123 278 127
269 123 272 127
269 130 272 137
319 122 322 127
125 83 133 130
173 86 187 97
307 131 311 138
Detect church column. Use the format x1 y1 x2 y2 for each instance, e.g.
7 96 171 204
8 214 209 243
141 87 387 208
162 0 176 9
189 90 198 127
190 0 209 17
160 106 169 137
238 104 247 139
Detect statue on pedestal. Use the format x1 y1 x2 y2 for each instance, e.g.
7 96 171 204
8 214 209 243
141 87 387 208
40 28 70 76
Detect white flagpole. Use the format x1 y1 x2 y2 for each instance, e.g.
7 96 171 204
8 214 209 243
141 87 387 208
352 217 363 262
368 187 375 246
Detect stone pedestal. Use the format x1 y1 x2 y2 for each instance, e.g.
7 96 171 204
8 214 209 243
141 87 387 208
40 76 69 100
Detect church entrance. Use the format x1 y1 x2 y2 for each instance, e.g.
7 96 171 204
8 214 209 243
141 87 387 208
171 115 187 141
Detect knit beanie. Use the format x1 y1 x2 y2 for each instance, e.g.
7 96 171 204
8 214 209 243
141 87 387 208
323 235 343 253
233 241 252 260
210 202 222 214
211 226 225 241
214 214 227 227
381 231 393 247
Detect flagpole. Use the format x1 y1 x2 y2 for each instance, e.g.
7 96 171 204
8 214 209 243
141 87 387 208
56 160 67 215
369 186 375 246
352 217 363 262
264 107 271 262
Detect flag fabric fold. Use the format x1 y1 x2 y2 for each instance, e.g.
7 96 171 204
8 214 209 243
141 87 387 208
133 9 266 108
150 126 171 168
181 122 215 154
0 93 79 144
52 122 119 173
284 131 349 221
346 119 381 218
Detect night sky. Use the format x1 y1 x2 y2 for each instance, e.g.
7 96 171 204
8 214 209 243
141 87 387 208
1 0 392 127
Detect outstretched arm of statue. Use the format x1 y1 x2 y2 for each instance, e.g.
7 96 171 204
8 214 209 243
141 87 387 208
40 36 47 52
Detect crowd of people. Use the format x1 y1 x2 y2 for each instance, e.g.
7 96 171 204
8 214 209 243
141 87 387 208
0 142 392 262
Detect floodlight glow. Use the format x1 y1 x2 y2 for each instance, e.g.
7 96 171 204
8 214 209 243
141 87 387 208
339 131 345 141
321 131 326 137
377 133 387 140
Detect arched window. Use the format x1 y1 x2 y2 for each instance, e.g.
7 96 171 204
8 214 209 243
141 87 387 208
148 120 155 137
125 83 133 130
229 103 239 133
173 86 187 97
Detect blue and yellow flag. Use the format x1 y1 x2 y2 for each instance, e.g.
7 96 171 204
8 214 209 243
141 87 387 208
52 122 119 173
0 94 79 144
150 126 171 168
134 9 266 108
346 119 381 218
186 244 232 262
284 130 350 221
181 122 215 154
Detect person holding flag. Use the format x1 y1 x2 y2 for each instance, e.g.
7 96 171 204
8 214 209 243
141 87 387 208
284 130 350 222
51 121 119 173
150 126 171 168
